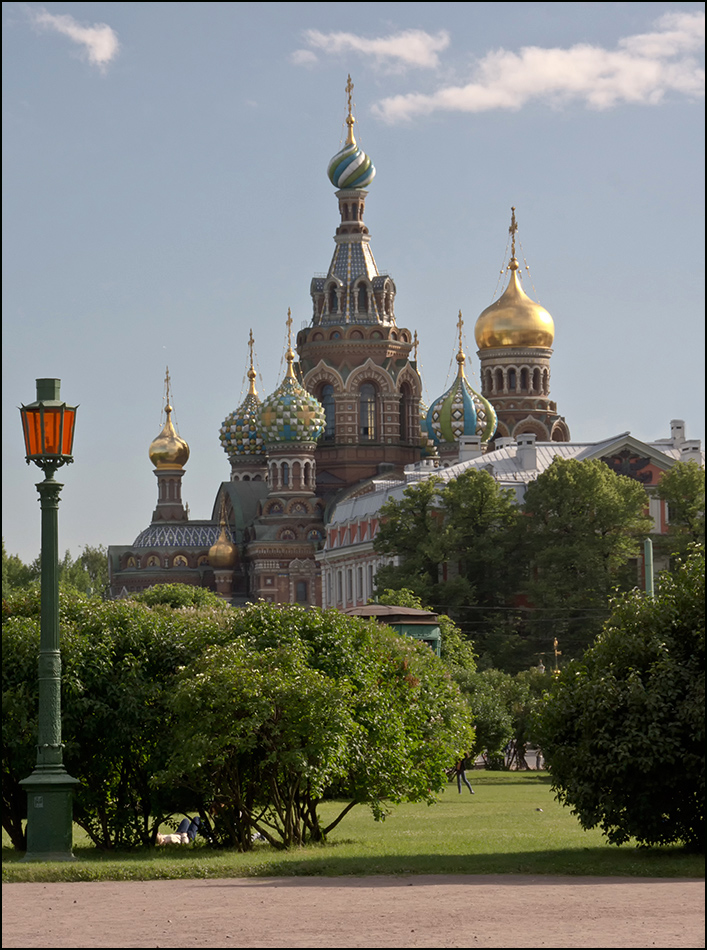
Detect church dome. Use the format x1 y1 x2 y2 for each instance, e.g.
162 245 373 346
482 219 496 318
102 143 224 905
428 314 497 445
148 403 190 470
220 343 265 458
327 76 375 190
475 210 554 350
208 524 237 569
259 316 326 444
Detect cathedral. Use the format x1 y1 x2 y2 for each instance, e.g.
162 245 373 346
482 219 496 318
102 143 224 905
107 81 572 604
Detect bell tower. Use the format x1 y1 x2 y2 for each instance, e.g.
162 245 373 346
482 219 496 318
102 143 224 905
297 77 423 494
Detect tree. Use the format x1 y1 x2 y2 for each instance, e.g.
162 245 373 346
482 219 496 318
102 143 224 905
373 477 443 603
1 542 109 597
536 546 704 849
374 470 521 665
159 602 474 848
2 539 38 597
656 460 705 563
520 458 652 659
2 586 231 850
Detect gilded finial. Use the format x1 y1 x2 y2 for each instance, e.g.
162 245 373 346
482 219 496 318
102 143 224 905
285 308 295 378
456 310 466 375
164 366 172 413
345 74 356 146
247 329 257 395
508 207 519 271
413 330 419 361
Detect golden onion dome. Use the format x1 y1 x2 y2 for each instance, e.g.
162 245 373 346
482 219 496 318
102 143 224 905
208 524 237 569
148 404 190 470
474 258 555 350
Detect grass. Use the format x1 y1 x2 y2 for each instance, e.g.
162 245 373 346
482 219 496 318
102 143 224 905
3 772 704 883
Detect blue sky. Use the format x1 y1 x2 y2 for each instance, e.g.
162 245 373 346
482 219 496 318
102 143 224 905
3 1 704 564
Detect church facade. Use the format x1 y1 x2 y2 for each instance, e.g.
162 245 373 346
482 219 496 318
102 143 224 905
107 84 572 604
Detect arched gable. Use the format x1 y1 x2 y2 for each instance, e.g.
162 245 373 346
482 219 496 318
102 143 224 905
345 358 395 395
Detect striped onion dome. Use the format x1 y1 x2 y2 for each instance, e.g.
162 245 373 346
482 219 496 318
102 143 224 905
327 82 375 190
328 139 375 190
427 314 497 446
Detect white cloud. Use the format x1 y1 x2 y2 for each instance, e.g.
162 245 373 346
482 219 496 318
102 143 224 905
28 8 120 72
290 49 318 67
296 29 449 71
372 11 704 122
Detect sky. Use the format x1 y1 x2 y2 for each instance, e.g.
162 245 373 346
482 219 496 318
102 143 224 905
3 1 705 565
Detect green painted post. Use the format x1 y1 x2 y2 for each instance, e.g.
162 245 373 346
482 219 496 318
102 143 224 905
644 537 654 599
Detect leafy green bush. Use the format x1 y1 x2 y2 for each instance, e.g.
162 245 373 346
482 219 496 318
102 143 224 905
157 602 474 849
536 546 705 849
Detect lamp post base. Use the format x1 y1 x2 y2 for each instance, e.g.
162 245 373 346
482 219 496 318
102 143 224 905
20 768 80 862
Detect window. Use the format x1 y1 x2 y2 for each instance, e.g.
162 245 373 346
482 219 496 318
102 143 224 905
329 288 338 313
321 384 335 441
400 383 412 443
508 369 517 391
360 383 377 441
296 581 308 603
281 461 289 487
358 285 367 312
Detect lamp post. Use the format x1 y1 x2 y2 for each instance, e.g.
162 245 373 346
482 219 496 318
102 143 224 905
19 378 79 861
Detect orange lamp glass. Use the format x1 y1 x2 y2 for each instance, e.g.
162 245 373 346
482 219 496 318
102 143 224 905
20 379 77 466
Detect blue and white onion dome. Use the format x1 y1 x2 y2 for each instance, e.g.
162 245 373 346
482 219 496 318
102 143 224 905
259 345 326 444
327 110 376 190
427 322 497 445
219 364 266 458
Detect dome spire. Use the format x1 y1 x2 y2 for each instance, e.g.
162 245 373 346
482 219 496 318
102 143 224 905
456 310 466 377
285 307 296 380
509 206 518 266
345 73 356 146
246 328 257 396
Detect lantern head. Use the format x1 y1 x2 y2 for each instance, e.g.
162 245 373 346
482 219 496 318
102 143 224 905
20 379 78 470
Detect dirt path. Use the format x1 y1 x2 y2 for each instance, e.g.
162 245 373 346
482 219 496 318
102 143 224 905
2 875 704 948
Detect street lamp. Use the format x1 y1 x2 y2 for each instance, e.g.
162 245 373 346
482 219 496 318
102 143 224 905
19 378 79 860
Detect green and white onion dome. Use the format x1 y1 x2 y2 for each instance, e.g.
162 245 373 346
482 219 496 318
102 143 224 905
219 368 266 457
259 351 326 444
427 353 497 446
327 111 376 190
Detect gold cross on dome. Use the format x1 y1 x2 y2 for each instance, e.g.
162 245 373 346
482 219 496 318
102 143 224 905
509 206 518 259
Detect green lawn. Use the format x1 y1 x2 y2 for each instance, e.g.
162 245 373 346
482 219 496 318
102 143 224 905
3 773 704 882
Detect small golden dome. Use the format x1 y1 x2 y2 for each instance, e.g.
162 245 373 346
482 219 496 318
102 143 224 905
148 404 190 470
208 524 237 569
475 260 555 350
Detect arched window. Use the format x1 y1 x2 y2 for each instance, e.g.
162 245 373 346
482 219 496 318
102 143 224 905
542 369 549 394
329 287 338 313
320 384 335 441
495 368 504 392
400 383 412 443
485 370 493 393
360 383 377 441
296 581 308 603
533 368 541 393
357 285 367 312
520 368 529 391
281 461 289 488
508 369 517 391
